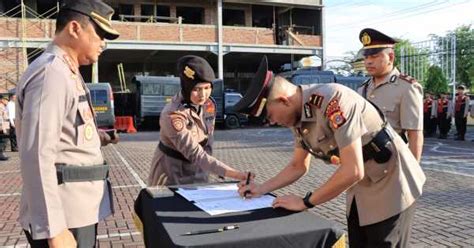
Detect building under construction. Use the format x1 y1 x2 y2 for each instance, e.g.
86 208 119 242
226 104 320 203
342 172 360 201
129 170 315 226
0 0 323 93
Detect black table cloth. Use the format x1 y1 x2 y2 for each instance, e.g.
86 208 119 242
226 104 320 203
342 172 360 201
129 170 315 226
135 185 345 248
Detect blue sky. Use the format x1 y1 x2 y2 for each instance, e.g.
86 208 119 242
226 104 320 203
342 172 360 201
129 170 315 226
324 0 474 58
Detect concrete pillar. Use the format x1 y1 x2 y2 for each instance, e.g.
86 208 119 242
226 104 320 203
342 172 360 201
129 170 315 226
92 62 99 83
217 0 223 80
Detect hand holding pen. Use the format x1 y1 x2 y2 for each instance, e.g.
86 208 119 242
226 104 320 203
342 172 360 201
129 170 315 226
237 171 261 199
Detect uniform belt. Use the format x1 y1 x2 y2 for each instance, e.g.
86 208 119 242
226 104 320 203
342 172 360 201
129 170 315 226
55 163 109 185
158 139 208 163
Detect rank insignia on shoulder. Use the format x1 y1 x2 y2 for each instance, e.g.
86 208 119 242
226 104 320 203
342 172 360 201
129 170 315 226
399 74 417 84
308 94 324 108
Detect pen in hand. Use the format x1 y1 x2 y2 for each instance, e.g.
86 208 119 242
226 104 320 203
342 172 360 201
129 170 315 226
243 171 251 199
181 225 239 236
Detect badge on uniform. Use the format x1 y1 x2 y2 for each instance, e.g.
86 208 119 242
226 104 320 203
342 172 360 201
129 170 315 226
184 66 195 80
84 123 94 140
304 103 313 118
308 94 324 108
326 99 346 129
205 100 215 114
171 116 184 132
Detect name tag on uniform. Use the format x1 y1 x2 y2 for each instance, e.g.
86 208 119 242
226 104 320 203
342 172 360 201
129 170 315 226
79 95 87 103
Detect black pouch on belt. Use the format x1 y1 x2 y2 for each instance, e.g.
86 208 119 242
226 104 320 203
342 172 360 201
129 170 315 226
363 127 393 164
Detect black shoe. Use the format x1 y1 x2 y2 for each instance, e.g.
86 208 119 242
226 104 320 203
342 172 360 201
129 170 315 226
11 148 18 152
0 155 9 161
455 137 465 141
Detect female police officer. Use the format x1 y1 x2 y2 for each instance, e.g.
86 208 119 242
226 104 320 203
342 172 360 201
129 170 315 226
148 55 248 186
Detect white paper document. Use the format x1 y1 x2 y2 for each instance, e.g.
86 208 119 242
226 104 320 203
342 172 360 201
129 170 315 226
176 184 275 216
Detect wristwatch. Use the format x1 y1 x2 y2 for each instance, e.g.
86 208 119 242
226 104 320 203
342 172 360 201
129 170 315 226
302 191 315 208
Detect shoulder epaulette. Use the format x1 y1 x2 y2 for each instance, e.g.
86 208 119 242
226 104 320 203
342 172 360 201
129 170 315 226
399 73 418 84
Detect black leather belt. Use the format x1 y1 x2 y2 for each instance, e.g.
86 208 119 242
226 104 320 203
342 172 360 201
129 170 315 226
159 139 208 163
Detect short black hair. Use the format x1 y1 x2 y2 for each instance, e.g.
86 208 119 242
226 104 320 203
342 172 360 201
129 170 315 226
55 9 90 34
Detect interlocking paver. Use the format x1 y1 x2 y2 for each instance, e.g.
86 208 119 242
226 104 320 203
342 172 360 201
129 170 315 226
0 128 473 247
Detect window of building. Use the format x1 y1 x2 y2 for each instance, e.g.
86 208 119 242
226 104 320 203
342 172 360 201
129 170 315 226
223 9 245 26
176 6 204 24
252 5 273 28
156 5 171 23
141 4 155 21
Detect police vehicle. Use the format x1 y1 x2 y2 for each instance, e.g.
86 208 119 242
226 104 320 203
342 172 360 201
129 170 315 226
86 83 115 128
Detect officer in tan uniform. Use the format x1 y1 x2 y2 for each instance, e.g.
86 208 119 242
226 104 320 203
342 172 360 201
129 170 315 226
357 28 424 162
148 55 248 186
235 56 426 247
0 96 9 161
16 1 120 247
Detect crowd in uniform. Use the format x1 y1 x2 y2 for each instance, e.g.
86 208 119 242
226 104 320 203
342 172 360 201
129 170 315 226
423 85 472 141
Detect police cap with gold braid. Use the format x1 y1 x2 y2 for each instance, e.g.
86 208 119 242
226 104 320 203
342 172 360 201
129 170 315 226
359 28 398 56
233 56 274 117
60 0 120 40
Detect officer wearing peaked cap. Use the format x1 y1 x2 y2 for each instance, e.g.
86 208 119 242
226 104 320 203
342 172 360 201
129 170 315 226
16 0 120 247
148 55 249 187
235 56 425 248
357 28 424 162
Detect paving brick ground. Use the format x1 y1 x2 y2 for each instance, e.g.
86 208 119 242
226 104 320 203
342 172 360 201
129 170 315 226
1 127 473 247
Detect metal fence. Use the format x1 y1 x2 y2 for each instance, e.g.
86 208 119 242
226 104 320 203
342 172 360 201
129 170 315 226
398 35 456 95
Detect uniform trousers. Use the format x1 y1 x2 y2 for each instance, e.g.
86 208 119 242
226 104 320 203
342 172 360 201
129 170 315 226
437 113 451 136
9 124 17 151
454 114 467 139
348 200 416 248
24 223 97 248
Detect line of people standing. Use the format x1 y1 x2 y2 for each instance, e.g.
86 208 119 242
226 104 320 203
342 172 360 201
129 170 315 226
423 85 471 141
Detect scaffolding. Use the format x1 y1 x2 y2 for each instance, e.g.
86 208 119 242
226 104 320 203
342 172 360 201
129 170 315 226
0 1 59 92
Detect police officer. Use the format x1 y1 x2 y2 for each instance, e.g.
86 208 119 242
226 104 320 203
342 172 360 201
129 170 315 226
234 56 426 248
357 28 424 162
7 94 17 151
423 92 436 137
16 0 120 247
0 96 9 161
148 55 248 186
433 92 451 139
453 85 470 140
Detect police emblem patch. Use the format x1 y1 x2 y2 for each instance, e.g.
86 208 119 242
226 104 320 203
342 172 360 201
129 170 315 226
329 111 346 129
308 94 324 108
184 66 195 80
171 118 184 132
326 99 346 129
84 123 94 140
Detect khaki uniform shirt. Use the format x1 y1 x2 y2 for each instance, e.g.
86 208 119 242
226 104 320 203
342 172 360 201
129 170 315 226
16 44 111 239
148 93 227 186
357 68 424 134
294 83 426 226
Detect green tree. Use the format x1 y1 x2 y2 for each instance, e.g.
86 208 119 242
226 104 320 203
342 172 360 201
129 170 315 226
394 39 430 86
437 25 474 89
425 65 448 94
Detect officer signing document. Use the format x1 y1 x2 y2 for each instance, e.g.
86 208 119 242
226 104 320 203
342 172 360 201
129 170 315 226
235 56 425 247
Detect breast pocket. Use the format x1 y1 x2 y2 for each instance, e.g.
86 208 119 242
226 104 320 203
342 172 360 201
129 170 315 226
75 104 96 147
364 141 394 183
381 104 397 123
